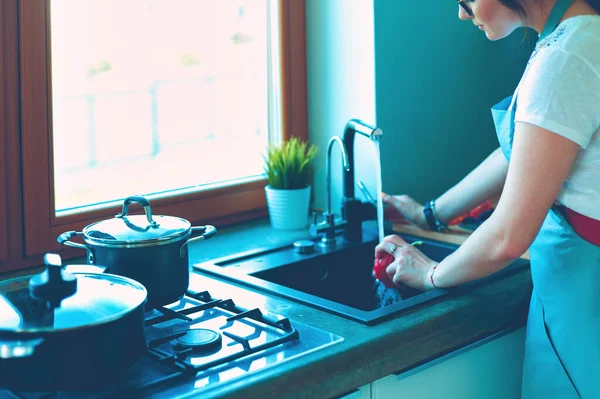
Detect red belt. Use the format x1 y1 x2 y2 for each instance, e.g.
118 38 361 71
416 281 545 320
558 206 600 246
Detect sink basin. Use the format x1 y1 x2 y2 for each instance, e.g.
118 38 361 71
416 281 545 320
193 227 529 325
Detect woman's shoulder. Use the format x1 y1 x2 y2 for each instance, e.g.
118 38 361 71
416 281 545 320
554 15 600 54
535 15 600 71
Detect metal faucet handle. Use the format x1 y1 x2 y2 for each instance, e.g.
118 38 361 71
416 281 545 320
309 211 345 239
309 211 327 237
312 211 320 225
311 211 335 223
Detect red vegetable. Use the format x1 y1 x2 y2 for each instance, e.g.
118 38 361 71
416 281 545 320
469 200 493 219
449 215 466 226
449 200 494 225
373 254 396 288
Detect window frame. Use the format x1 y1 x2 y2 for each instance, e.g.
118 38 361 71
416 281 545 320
1 0 307 272
0 114 6 263
1 0 24 268
0 5 7 263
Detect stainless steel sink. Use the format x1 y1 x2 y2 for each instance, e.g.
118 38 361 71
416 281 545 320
193 227 529 325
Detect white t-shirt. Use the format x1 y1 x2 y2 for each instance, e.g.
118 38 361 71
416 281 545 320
514 15 600 220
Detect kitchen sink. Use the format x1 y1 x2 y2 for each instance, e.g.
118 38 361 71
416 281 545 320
193 226 529 325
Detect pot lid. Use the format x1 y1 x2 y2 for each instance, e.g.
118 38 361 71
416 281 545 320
0 255 147 332
83 214 191 245
81 196 191 246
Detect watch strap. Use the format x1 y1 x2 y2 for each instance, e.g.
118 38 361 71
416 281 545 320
423 200 447 232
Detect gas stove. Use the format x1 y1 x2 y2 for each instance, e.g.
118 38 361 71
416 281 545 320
3 274 342 398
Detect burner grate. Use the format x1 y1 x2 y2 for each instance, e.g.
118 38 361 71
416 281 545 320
120 289 300 395
148 290 299 369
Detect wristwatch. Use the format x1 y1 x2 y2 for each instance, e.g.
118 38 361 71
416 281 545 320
423 200 447 232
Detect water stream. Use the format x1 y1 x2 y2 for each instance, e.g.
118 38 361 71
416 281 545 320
371 140 385 243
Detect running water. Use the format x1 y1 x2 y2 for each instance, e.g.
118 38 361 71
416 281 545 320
370 139 385 243
370 139 411 302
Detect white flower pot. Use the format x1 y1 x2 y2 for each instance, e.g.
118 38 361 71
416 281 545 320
265 185 311 230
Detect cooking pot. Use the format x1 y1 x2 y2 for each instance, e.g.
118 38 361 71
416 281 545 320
57 196 216 308
0 253 147 390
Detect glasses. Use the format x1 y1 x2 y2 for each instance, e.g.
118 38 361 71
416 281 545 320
458 0 474 17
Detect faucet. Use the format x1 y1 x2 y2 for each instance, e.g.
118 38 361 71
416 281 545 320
342 119 382 242
316 136 350 247
310 119 383 244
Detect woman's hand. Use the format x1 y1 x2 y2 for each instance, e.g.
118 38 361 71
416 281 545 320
382 193 429 230
374 235 438 291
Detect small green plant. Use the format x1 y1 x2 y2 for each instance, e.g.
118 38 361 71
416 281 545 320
263 137 318 190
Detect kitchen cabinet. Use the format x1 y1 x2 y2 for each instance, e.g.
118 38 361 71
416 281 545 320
372 328 526 399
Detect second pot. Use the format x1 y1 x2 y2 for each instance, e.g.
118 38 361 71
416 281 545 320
57 196 217 308
0 254 147 390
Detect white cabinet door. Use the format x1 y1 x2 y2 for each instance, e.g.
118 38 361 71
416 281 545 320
372 328 526 399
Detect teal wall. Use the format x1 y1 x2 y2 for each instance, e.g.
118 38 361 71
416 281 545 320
306 1 536 214
306 0 376 214
374 1 535 201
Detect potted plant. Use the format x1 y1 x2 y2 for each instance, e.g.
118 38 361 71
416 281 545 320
263 137 318 230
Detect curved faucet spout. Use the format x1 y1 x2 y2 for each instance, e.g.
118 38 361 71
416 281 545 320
346 119 382 141
326 136 350 215
339 119 384 242
342 119 383 199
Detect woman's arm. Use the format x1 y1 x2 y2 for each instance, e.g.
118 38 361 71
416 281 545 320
434 147 509 224
431 122 580 287
383 147 509 228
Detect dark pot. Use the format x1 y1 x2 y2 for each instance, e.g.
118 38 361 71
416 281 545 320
57 196 216 308
0 254 147 390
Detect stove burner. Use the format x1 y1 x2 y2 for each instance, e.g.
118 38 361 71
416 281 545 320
171 328 222 352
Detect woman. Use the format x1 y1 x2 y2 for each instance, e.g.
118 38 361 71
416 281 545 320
375 0 600 397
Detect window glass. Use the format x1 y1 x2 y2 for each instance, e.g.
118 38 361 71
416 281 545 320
50 0 278 214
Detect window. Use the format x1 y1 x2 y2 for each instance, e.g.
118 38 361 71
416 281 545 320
1 0 307 272
50 0 279 213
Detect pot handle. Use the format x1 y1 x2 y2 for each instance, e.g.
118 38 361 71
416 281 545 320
179 225 217 257
57 231 97 263
0 338 44 359
57 231 87 250
116 196 159 228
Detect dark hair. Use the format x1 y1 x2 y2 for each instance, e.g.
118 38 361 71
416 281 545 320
589 0 600 12
499 0 528 21
499 0 600 20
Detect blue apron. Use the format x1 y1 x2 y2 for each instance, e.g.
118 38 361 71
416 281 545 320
491 1 600 397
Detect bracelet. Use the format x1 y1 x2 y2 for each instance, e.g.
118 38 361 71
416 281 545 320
430 264 438 289
423 200 447 232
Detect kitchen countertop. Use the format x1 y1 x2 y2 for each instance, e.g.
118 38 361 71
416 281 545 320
188 219 533 399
